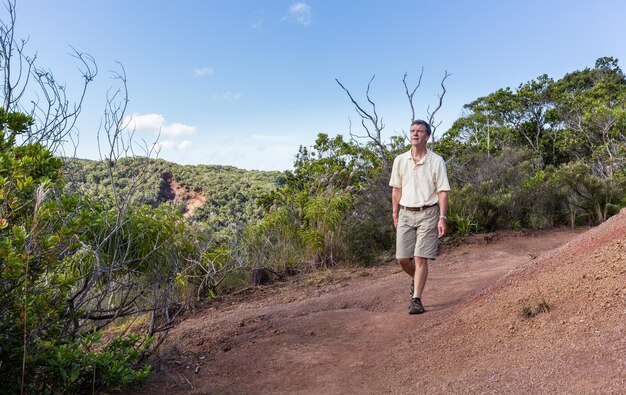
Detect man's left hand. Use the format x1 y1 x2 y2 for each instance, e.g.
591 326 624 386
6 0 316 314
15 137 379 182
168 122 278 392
438 218 447 238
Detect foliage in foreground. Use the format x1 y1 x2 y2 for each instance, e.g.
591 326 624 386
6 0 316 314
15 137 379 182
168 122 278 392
0 110 170 392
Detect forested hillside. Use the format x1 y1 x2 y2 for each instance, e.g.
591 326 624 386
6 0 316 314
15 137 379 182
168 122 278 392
63 157 282 232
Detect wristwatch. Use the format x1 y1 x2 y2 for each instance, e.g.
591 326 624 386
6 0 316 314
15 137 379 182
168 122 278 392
439 215 447 220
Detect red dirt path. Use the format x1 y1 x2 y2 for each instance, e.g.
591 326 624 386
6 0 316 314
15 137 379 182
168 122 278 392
137 209 626 394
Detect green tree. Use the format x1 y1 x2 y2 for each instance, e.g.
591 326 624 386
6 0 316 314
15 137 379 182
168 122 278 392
440 57 626 231
552 58 626 174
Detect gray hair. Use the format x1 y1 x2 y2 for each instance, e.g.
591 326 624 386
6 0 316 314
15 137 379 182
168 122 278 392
411 119 432 136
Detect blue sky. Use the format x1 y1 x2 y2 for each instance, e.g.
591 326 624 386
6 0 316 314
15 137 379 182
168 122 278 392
12 0 626 171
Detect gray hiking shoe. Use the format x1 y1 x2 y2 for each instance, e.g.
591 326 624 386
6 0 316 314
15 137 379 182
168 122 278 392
408 297 425 314
410 280 414 297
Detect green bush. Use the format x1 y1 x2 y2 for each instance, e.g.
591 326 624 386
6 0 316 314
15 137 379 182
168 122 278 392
45 332 152 394
1 109 189 393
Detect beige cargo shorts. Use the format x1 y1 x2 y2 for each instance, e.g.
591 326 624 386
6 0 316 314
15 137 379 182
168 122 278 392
396 205 440 260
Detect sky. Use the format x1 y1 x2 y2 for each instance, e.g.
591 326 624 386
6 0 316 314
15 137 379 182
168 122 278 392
10 0 626 171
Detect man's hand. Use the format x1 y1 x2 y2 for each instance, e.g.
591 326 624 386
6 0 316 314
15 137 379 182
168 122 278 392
393 212 399 229
438 217 447 238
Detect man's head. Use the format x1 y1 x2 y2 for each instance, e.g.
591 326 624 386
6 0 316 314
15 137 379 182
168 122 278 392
409 119 431 148
411 120 432 136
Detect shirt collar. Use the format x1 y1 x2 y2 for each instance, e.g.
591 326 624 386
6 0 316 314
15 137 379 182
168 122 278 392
404 149 431 164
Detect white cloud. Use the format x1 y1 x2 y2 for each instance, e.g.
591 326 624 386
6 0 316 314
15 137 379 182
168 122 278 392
156 140 177 150
211 91 242 100
150 131 317 170
163 123 196 137
125 113 196 152
126 113 165 132
193 67 214 77
124 113 196 155
282 2 311 26
124 113 196 137
178 140 192 150
156 139 192 151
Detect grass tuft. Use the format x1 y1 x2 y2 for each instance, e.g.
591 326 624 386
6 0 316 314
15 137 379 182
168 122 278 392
521 297 551 318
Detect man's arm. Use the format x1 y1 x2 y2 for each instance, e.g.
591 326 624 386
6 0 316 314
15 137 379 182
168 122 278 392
437 190 449 237
392 187 402 229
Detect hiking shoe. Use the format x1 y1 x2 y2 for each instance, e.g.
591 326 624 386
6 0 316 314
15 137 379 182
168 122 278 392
408 297 425 314
409 280 414 297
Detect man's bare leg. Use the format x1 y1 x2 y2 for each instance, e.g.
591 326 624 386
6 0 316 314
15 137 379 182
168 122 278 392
413 256 428 298
397 258 415 278
398 257 428 298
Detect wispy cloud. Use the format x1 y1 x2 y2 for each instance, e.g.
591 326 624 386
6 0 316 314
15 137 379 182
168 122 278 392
124 113 197 138
250 133 298 143
193 67 214 77
163 122 196 137
211 92 242 100
282 2 312 26
156 139 192 151
252 10 264 30
203 144 298 170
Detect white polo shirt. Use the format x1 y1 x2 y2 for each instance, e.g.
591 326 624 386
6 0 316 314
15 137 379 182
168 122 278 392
389 149 450 207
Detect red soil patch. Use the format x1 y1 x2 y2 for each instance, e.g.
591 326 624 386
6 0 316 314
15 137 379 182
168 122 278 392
161 172 206 217
136 209 626 394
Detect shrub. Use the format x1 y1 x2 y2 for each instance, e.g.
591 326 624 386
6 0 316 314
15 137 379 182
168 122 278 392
44 332 152 394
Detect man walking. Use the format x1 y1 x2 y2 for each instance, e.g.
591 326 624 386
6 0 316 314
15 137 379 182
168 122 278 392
389 120 450 314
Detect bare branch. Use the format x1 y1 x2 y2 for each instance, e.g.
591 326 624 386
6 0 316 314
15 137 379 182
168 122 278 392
426 70 451 146
336 76 390 171
403 67 424 123
0 0 97 154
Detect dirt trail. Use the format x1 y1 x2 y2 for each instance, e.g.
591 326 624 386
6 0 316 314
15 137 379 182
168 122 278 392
138 213 626 394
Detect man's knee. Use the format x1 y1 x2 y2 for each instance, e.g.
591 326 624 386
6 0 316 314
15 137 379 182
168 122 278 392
414 256 429 267
397 257 415 273
397 257 413 267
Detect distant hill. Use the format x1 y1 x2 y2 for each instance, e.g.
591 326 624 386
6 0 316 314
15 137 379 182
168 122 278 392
63 157 283 231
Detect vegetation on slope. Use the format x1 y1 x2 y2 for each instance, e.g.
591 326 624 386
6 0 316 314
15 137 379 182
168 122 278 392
63 157 282 234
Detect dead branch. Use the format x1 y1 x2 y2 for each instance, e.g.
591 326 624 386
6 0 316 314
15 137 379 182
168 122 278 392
427 70 451 146
336 75 390 171
403 67 424 123
0 0 97 153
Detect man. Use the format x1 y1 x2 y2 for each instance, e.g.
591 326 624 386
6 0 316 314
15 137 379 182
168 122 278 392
389 119 450 314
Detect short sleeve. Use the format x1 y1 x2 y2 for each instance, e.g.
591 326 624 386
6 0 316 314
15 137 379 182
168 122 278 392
389 156 402 188
435 156 451 192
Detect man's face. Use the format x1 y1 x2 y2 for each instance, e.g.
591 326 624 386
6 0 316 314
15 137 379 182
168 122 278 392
410 124 430 147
